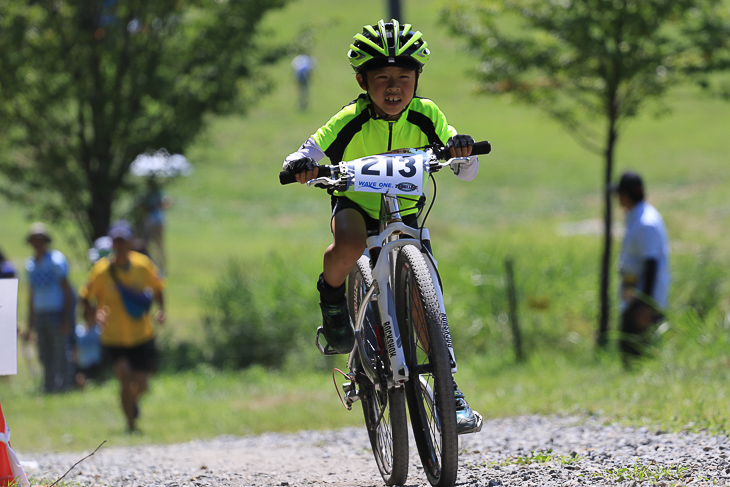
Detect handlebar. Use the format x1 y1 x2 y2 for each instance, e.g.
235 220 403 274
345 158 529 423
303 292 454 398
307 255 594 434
279 140 491 186
279 165 331 185
432 140 492 161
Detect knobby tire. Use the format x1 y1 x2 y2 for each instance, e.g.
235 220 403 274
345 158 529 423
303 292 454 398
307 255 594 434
348 255 409 486
395 245 459 487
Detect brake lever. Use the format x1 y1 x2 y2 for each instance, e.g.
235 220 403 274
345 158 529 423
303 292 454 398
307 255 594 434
307 177 334 188
448 157 472 173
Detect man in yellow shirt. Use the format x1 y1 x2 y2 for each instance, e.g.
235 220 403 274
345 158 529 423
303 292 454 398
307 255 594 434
80 220 165 433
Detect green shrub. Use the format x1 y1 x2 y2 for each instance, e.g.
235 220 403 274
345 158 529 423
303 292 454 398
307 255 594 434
157 337 206 372
671 248 728 319
199 256 318 369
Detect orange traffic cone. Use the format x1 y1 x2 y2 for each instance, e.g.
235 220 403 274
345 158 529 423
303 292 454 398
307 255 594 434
0 400 29 487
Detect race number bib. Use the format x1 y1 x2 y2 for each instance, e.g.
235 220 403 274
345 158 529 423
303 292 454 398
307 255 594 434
348 152 427 196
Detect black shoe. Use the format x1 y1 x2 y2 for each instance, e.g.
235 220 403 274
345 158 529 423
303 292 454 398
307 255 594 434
454 385 483 435
319 300 355 354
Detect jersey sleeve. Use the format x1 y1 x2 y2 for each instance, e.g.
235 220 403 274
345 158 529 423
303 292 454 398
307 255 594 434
283 137 327 169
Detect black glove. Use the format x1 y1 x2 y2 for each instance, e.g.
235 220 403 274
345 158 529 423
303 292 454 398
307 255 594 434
284 156 318 174
446 134 475 151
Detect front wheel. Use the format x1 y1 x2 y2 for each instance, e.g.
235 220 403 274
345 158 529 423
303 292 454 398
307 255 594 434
348 255 409 486
395 245 458 487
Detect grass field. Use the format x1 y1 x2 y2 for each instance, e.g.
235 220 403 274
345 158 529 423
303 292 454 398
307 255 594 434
1 0 729 455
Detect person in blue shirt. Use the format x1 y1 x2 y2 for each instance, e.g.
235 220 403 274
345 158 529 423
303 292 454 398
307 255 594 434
22 222 74 393
0 248 16 278
613 172 670 366
135 177 170 273
292 53 316 111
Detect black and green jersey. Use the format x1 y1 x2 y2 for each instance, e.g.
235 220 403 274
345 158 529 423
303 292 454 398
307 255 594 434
309 94 458 218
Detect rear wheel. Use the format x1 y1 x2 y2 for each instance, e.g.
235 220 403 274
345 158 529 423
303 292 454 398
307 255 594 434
348 255 409 486
395 245 458 487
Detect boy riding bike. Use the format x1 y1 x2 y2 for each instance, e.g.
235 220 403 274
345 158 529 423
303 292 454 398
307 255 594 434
282 19 482 434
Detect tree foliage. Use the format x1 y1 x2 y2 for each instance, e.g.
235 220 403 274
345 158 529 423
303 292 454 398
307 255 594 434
444 0 730 344
0 0 289 242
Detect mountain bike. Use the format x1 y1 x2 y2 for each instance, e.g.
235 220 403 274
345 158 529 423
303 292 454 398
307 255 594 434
279 140 491 487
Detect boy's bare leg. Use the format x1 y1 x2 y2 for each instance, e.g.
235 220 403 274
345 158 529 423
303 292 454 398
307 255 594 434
322 208 367 287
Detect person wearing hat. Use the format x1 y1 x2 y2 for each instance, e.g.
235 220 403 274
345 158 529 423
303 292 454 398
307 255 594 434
23 222 74 393
80 220 165 433
612 171 671 366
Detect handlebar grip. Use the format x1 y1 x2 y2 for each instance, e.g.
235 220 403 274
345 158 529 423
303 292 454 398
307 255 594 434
279 165 332 185
279 170 297 185
472 140 492 156
434 140 492 160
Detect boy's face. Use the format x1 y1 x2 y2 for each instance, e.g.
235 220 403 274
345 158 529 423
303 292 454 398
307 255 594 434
357 66 417 119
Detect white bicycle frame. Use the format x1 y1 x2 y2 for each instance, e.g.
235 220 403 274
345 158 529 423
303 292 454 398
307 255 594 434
349 166 462 391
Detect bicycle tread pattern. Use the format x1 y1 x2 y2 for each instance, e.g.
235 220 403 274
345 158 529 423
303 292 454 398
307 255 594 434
396 245 459 487
349 255 409 486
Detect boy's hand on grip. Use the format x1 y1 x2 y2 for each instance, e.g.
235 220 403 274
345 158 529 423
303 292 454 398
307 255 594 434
446 134 474 158
283 156 319 184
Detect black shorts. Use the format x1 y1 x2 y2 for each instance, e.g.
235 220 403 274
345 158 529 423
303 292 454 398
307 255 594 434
330 195 419 235
104 339 158 373
78 362 105 381
619 302 663 357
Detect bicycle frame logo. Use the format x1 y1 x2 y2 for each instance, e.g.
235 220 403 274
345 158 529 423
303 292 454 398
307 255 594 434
382 320 401 358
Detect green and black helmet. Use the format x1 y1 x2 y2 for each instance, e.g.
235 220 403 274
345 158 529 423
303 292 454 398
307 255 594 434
348 19 430 74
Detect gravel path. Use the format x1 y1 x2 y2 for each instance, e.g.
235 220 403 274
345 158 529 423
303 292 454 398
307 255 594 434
20 415 730 486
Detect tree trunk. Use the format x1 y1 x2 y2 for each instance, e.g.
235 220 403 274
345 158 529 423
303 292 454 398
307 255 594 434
597 113 618 348
88 180 115 243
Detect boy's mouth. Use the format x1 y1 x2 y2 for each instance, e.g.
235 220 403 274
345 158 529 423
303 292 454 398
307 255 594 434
385 96 402 105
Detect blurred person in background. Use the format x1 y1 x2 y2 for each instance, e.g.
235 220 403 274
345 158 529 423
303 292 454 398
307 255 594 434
134 177 170 273
22 222 74 393
0 247 16 278
612 171 670 367
73 236 113 388
80 220 165 433
291 53 316 111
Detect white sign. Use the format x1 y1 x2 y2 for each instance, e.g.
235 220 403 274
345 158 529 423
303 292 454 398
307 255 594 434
349 152 427 196
0 279 19 375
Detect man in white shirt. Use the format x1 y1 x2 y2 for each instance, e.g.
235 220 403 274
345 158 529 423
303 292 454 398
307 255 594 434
613 171 670 366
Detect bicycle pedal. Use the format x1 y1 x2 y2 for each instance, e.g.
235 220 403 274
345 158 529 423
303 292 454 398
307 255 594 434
315 326 340 356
